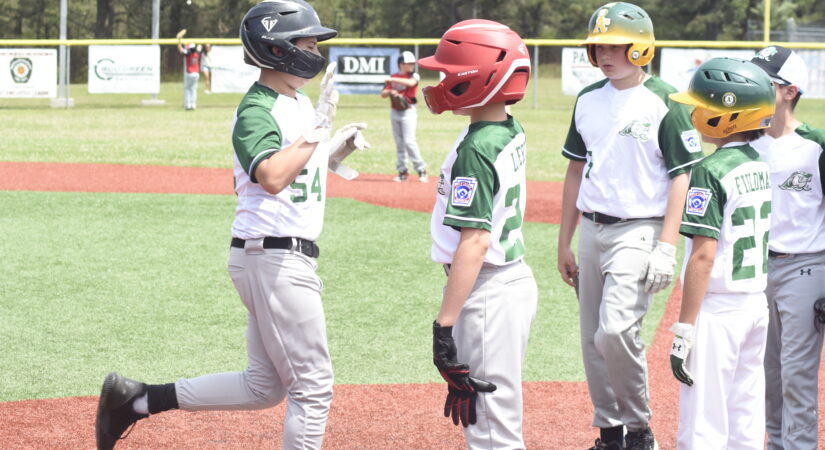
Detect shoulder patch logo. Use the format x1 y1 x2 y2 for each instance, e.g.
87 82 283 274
451 177 477 207
686 187 712 216
779 171 813 191
681 130 702 153
619 120 651 142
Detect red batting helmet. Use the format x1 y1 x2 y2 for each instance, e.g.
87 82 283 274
417 19 531 114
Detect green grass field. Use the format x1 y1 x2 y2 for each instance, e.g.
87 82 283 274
2 73 823 402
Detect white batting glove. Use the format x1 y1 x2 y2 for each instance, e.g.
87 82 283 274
327 123 369 180
640 241 676 294
669 322 694 386
314 62 339 130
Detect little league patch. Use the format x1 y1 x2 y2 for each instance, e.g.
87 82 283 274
686 187 712 216
451 177 477 207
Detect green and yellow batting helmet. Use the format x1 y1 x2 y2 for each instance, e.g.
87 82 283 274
583 2 655 67
670 58 775 139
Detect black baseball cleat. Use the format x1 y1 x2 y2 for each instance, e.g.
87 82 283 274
624 427 658 450
393 170 409 182
95 372 149 450
587 438 622 450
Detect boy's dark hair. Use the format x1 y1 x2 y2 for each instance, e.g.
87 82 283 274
740 128 766 142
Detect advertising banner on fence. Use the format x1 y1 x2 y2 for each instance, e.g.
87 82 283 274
795 49 825 99
210 46 260 94
561 48 604 96
88 45 160 94
0 48 57 98
329 47 398 95
659 48 755 93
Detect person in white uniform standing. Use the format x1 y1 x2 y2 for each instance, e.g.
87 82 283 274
749 45 825 450
419 19 537 449
557 3 703 448
668 57 776 449
93 2 368 449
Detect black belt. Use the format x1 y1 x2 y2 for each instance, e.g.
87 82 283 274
768 250 791 258
231 237 319 258
582 211 661 225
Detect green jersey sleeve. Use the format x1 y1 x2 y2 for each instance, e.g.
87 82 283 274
232 106 282 183
659 99 703 178
443 142 498 232
562 103 587 161
680 163 725 240
796 124 825 192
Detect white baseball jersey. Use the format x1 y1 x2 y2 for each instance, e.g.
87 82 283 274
431 117 528 265
563 76 703 218
231 83 328 241
680 143 772 295
751 123 825 254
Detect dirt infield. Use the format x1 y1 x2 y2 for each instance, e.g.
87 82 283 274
1 161 823 448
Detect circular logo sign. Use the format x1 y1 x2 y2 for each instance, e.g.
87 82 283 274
10 58 33 83
722 92 737 107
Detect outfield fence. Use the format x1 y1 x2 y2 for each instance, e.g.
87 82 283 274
2 38 825 108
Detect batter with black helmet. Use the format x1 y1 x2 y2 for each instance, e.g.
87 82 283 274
93 1 369 449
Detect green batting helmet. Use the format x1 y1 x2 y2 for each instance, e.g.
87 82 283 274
670 58 775 139
583 2 655 67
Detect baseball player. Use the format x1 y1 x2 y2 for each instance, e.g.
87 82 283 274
94 2 368 449
557 3 704 449
748 46 825 450
419 19 536 449
176 31 200 111
382 50 428 182
668 57 776 449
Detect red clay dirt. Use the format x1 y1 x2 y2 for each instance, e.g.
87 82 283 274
1 161 823 449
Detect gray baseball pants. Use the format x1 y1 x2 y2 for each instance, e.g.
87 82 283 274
578 217 661 431
175 246 333 450
183 72 199 109
765 251 825 450
452 260 537 449
391 106 426 174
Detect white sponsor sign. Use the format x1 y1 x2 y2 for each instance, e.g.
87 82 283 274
329 47 398 94
210 46 260 93
88 45 160 94
795 49 825 100
0 48 57 98
659 48 755 93
561 48 604 96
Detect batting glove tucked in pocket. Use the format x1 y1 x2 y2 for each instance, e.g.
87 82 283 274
432 321 496 427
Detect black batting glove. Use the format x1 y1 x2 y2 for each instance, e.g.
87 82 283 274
433 321 496 427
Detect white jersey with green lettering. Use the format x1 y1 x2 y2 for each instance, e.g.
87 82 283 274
431 116 528 265
750 123 825 254
231 83 328 241
680 143 772 295
563 76 704 218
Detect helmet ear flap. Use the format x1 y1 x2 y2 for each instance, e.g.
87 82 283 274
627 43 654 66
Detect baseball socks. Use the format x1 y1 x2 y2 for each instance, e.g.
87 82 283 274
132 383 179 415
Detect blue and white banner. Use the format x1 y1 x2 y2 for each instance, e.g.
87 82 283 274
0 48 57 98
329 47 399 95
88 45 160 94
561 48 604 96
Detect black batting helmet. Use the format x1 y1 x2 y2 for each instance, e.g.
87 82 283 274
240 0 337 78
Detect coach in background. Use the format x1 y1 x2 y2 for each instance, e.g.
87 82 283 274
749 45 825 450
382 50 428 182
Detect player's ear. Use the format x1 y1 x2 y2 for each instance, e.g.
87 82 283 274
270 46 283 57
